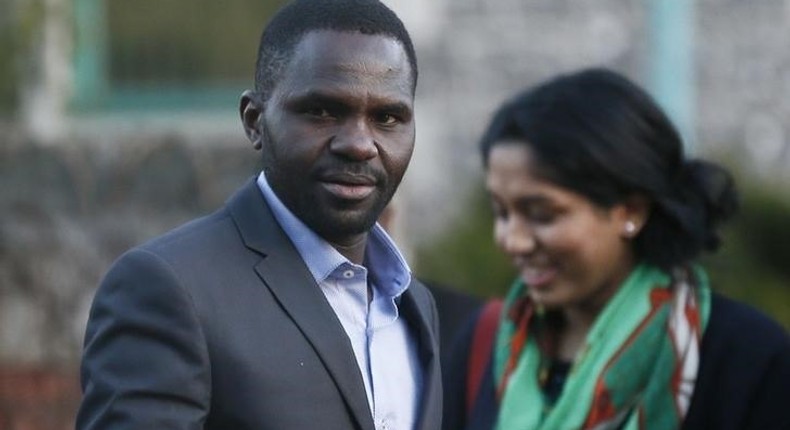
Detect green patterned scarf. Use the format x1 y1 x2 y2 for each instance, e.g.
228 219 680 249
493 264 710 430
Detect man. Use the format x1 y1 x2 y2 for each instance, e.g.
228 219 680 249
76 1 441 429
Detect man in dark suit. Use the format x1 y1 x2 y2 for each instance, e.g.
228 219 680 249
76 1 441 429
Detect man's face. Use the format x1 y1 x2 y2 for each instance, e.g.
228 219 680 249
258 30 415 247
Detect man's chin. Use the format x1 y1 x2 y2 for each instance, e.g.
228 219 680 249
307 210 378 241
296 189 391 240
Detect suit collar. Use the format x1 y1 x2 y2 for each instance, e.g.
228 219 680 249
400 285 437 365
225 178 272 256
400 282 442 430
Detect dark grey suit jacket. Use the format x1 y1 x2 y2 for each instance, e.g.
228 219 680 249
77 179 442 430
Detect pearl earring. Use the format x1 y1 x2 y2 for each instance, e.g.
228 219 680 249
624 221 637 236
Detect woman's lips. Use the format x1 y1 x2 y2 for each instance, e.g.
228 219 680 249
520 266 558 288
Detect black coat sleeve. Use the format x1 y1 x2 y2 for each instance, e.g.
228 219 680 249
683 294 790 430
76 248 211 430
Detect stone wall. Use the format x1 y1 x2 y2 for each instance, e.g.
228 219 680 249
0 131 259 427
1 134 259 363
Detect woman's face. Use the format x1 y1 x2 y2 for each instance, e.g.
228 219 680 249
485 142 645 317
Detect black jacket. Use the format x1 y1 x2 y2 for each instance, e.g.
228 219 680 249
443 293 790 430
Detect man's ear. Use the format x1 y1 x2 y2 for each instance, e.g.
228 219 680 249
240 90 263 150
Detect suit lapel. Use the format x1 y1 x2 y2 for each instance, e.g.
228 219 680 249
227 179 374 430
399 283 442 430
399 286 437 365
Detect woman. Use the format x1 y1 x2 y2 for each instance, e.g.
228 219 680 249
443 68 790 430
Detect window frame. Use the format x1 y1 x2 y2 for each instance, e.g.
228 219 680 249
72 0 250 113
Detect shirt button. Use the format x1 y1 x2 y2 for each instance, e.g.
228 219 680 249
342 270 355 279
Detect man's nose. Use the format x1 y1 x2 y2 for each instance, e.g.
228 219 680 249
329 117 378 160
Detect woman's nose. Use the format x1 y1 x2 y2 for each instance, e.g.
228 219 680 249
497 217 536 256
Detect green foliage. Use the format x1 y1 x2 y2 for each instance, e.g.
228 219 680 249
415 180 790 329
413 184 515 299
0 27 14 111
735 187 790 279
0 0 45 113
702 184 790 328
0 2 19 112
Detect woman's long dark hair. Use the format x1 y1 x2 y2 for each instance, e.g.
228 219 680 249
480 68 738 269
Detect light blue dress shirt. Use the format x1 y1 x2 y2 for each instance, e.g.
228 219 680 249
257 172 422 430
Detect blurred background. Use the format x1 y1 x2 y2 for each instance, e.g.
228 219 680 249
1 0 788 428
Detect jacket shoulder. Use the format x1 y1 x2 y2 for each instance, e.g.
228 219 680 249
684 293 790 429
705 293 789 354
138 207 235 256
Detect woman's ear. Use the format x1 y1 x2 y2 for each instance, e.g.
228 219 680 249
240 90 264 150
618 194 651 238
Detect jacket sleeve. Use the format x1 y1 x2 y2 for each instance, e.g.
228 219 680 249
76 248 211 430
742 327 790 429
685 294 790 430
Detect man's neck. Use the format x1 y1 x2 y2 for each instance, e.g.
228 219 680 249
330 233 368 265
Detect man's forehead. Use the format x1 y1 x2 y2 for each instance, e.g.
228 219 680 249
292 30 410 74
296 28 402 49
281 30 414 94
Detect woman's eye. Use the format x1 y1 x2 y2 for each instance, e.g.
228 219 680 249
490 205 507 220
528 209 555 223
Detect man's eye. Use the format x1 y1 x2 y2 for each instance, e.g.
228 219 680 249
305 107 332 118
374 113 398 125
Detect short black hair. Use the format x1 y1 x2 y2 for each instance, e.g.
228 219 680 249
480 68 738 269
254 0 418 99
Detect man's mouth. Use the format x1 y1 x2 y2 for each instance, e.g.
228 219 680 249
319 173 377 201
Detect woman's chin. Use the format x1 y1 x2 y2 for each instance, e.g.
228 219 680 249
526 288 563 310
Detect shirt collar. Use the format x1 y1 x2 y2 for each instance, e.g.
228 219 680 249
256 172 411 298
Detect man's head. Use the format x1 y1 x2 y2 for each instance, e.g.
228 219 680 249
240 0 418 256
254 0 418 101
